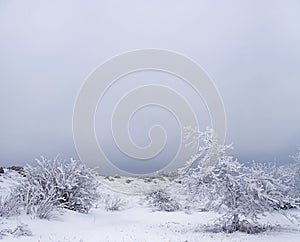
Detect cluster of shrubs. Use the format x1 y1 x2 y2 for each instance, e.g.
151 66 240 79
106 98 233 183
0 157 100 219
145 128 300 234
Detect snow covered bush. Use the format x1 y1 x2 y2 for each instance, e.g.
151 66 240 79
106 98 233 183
10 224 32 238
0 194 20 218
243 162 298 211
180 127 299 233
291 147 300 196
15 182 59 219
216 161 298 233
274 147 300 202
146 190 180 212
0 224 32 239
103 194 126 211
14 157 100 217
204 216 271 234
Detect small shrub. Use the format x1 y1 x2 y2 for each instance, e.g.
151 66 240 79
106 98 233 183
11 224 32 238
0 224 32 239
218 214 270 234
202 216 271 234
104 194 126 211
0 194 20 218
146 190 180 212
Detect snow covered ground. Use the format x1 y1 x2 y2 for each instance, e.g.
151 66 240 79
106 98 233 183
1 170 300 242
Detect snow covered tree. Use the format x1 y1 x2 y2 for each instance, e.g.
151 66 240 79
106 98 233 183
180 127 240 211
180 128 299 233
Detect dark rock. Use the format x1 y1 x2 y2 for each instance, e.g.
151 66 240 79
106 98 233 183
7 166 24 175
104 176 114 181
0 167 4 174
144 178 153 183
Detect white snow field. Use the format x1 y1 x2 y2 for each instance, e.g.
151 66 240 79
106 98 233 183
1 170 300 242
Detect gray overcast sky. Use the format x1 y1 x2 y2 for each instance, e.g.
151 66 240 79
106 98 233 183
0 0 300 169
